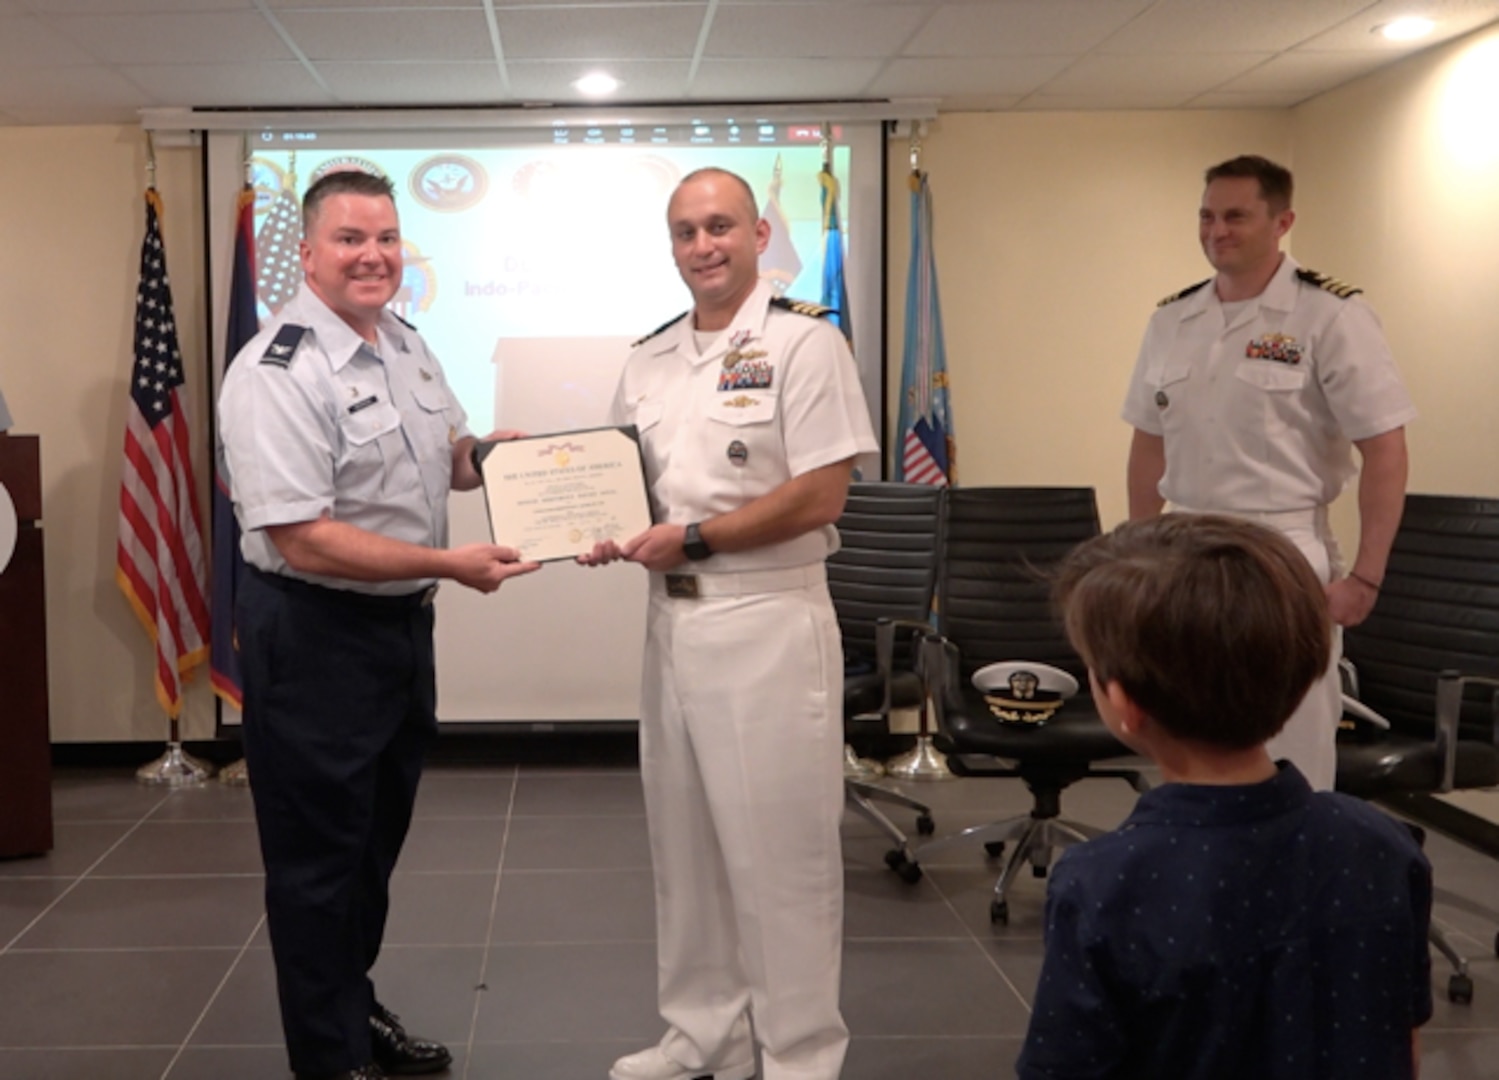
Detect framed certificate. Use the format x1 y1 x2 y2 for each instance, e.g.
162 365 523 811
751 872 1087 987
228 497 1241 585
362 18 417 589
475 426 653 563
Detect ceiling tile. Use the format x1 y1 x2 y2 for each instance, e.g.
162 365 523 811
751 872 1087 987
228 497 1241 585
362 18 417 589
0 14 105 66
903 0 1153 56
705 4 929 59
1298 0 1499 49
496 5 703 59
21 0 244 10
505 59 693 101
869 56 1074 97
1214 50 1388 94
935 93 1026 110
317 60 510 105
47 11 293 63
0 62 148 109
122 62 336 108
1040 52 1270 98
688 57 883 98
1188 89 1318 109
1100 0 1372 54
276 9 496 61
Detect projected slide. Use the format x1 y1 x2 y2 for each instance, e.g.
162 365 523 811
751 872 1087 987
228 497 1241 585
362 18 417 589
248 138 852 436
210 119 880 724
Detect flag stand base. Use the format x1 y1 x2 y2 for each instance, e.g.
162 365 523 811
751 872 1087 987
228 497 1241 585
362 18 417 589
884 736 955 781
135 743 214 787
843 743 885 780
218 759 249 787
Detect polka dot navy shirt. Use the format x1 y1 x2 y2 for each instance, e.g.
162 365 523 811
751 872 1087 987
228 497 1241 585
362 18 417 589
1017 762 1432 1079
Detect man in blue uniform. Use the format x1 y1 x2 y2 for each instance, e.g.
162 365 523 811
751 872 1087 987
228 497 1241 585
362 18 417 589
219 170 537 1080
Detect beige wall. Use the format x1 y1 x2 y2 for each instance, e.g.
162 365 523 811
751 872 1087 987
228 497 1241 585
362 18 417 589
6 20 1498 742
884 110 1290 529
1293 21 1499 502
0 127 214 742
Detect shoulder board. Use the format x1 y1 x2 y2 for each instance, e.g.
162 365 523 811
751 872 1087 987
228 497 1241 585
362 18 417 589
771 296 833 319
632 311 688 348
1156 279 1211 307
390 310 417 330
259 324 308 368
1296 268 1362 299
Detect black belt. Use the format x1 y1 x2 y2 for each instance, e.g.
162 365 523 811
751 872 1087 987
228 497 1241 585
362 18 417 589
248 567 437 612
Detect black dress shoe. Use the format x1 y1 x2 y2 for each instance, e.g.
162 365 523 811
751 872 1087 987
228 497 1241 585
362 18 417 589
370 1002 453 1076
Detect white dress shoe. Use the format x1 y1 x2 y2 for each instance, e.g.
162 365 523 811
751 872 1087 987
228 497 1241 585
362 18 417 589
609 1045 755 1080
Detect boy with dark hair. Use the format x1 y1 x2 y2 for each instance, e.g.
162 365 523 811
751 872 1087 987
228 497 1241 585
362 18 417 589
1017 514 1432 1080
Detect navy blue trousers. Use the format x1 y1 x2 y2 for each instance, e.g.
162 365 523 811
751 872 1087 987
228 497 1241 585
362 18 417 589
237 568 437 1077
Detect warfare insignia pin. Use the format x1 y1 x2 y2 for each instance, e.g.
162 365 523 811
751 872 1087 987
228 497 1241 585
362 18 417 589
723 394 760 409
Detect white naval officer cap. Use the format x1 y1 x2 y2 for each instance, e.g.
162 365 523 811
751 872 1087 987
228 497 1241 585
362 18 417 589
971 661 1079 726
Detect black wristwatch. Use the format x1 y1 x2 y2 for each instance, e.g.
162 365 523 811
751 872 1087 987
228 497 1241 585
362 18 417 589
468 440 485 476
683 521 713 561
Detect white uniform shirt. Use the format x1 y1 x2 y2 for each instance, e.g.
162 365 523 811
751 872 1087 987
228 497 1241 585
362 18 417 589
218 284 470 595
1122 256 1416 512
613 279 878 573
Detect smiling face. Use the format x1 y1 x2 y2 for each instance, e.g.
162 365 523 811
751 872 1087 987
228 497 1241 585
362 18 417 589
300 191 402 339
1198 176 1293 283
667 171 770 330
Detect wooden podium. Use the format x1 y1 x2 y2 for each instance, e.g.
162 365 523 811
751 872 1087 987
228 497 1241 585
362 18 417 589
0 435 53 857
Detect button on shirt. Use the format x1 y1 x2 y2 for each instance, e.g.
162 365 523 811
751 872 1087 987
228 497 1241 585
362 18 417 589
1018 763 1432 1080
613 279 878 572
1122 256 1417 513
219 285 469 595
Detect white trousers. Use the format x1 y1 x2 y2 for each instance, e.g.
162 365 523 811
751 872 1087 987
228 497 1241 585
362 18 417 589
639 570 849 1080
1175 507 1342 791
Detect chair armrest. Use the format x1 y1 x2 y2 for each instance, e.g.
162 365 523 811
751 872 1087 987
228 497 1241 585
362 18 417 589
1341 694 1390 731
1434 671 1499 792
1339 656 1360 699
875 616 938 715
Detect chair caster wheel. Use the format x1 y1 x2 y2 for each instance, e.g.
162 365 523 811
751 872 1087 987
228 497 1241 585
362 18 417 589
990 899 1009 925
916 814 936 836
984 841 1006 858
885 850 923 884
1449 973 1474 1005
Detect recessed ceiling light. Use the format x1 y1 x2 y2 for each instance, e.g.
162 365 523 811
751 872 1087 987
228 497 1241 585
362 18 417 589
1378 16 1436 42
573 72 621 98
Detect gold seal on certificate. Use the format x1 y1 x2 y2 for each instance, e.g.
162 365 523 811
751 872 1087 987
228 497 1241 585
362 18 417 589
474 426 653 562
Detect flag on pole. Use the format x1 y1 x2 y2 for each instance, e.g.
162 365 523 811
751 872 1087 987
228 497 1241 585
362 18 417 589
895 170 955 487
116 189 211 719
818 163 851 342
759 154 802 295
256 172 302 315
210 184 258 708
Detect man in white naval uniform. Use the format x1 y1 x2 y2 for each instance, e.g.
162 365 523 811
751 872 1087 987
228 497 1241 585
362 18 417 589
1123 154 1416 792
584 168 877 1080
220 170 537 1080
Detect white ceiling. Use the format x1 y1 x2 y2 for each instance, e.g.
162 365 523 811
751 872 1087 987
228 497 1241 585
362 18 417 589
1 0 1497 127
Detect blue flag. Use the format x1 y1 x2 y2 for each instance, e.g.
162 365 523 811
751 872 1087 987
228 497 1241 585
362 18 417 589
210 185 258 708
895 171 954 487
818 164 851 342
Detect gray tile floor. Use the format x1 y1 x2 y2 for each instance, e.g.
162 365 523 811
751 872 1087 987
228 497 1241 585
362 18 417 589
2 758 1498 1079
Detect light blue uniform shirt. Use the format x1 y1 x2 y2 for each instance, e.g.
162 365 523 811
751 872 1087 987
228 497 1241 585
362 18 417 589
218 285 470 595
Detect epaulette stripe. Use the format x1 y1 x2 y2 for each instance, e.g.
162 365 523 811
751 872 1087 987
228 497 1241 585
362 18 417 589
1296 268 1363 299
771 296 834 319
1156 279 1211 307
260 323 308 368
632 311 688 348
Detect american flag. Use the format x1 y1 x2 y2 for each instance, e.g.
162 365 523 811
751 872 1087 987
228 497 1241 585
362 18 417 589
895 170 954 488
256 180 302 314
116 189 211 719
759 154 802 295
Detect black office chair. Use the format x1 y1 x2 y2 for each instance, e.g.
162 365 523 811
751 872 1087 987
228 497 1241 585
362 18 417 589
1336 493 1499 1004
900 487 1147 923
828 482 944 870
